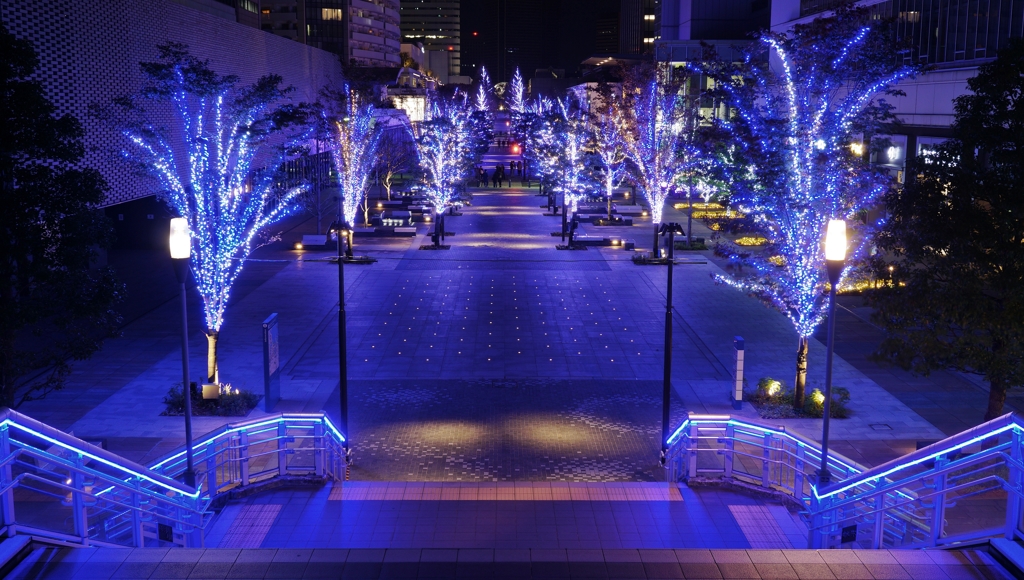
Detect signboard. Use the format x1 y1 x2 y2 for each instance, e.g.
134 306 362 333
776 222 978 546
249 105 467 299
732 336 745 409
841 524 858 544
263 313 280 412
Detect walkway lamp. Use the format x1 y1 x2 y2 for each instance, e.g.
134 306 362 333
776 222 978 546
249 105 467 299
659 222 685 463
330 221 351 461
169 218 197 488
818 219 846 485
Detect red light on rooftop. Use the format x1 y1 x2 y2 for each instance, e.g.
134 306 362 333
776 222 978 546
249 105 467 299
448 46 453 50
473 31 478 36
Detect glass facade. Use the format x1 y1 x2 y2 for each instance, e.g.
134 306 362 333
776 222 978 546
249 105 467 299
801 0 1024 64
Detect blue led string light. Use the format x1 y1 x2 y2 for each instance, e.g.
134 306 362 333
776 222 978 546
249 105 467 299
121 63 306 342
327 89 381 228
699 24 916 339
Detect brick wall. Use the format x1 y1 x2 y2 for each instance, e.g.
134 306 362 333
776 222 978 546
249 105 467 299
1 0 344 207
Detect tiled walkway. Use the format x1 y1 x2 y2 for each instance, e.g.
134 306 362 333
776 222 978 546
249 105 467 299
204 482 807 551
9 544 1013 579
20 185 948 477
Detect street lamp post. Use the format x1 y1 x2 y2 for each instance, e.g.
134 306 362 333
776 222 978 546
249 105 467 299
331 221 351 462
659 222 684 463
818 219 847 485
169 218 197 488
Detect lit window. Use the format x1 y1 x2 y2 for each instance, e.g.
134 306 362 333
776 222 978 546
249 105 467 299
643 37 654 44
322 8 344 21
644 14 655 21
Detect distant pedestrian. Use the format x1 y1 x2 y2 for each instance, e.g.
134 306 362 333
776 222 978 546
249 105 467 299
492 168 499 188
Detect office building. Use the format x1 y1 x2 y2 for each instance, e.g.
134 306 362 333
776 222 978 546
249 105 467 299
400 0 461 76
260 0 401 67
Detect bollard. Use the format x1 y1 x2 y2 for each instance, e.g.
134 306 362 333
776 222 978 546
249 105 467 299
732 336 744 409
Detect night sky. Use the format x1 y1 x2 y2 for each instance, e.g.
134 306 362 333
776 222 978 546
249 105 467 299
461 0 622 83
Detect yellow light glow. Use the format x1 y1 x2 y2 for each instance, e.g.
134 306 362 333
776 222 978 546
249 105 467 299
169 217 190 259
735 236 768 246
825 219 846 261
767 381 781 397
674 202 723 210
294 242 304 250
812 390 825 405
850 142 864 156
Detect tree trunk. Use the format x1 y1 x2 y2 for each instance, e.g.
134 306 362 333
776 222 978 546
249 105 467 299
206 330 219 384
686 180 693 249
984 375 1008 421
652 223 660 258
792 336 808 410
0 329 17 408
346 230 354 259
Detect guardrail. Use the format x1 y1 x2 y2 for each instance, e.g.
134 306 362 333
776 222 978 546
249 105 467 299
147 413 348 501
665 413 1023 550
0 410 346 549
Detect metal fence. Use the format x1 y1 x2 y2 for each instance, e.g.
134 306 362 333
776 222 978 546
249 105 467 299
665 413 1024 549
0 410 346 548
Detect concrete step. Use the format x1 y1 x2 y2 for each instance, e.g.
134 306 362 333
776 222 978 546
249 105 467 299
5 545 1014 579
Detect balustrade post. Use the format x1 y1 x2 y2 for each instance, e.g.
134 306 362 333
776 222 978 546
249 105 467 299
1006 429 1023 540
724 423 734 479
131 478 144 547
931 456 948 546
314 423 324 477
872 483 885 549
809 492 825 549
687 423 698 479
278 422 288 476
762 433 772 488
0 424 15 535
206 453 218 498
239 430 250 487
794 444 805 499
71 454 88 545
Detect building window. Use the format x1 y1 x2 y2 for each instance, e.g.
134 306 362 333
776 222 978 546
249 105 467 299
322 8 344 21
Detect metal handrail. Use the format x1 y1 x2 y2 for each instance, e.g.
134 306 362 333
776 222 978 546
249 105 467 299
665 412 1024 550
0 410 346 549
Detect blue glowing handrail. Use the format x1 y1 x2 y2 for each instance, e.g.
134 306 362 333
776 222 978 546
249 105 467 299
815 412 1021 500
147 412 345 476
0 408 199 499
666 414 867 479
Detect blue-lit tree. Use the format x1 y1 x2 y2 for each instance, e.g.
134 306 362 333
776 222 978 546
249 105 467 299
115 43 306 383
620 70 698 256
325 87 381 256
588 98 628 220
699 5 917 406
475 66 492 112
507 67 526 114
555 106 594 217
414 96 479 246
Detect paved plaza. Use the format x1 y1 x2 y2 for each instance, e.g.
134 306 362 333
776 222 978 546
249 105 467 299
20 182 978 472
7 179 1015 565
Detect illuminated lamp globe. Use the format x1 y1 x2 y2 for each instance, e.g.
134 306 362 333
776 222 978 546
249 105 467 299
169 218 190 259
825 220 846 262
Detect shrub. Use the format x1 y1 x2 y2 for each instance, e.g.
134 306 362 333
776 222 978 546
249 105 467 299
162 382 261 417
804 387 851 418
674 239 707 250
756 377 786 401
746 377 851 419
